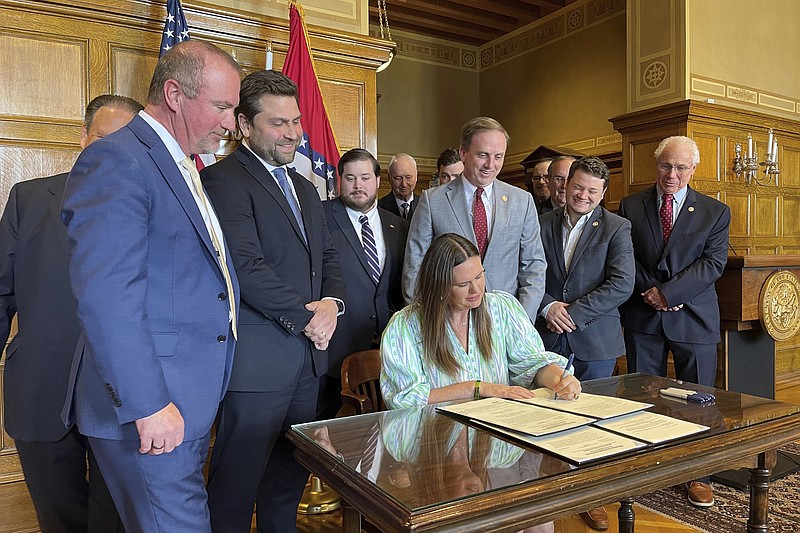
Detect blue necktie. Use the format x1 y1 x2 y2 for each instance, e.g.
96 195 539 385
359 215 381 285
273 167 306 243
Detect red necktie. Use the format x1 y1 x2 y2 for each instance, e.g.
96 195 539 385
660 193 673 244
191 154 205 171
474 187 488 258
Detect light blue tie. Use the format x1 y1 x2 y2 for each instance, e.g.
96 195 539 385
273 167 306 243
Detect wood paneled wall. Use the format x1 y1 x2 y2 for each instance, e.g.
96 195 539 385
610 99 800 384
0 1 392 530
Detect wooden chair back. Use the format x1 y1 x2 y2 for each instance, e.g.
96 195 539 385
340 349 385 414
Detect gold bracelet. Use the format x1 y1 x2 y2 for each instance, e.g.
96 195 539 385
474 379 481 400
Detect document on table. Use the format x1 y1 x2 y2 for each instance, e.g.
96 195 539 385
519 389 653 419
474 421 647 464
438 397 594 436
593 410 709 444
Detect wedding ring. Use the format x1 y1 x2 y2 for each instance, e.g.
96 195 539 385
152 444 165 450
321 332 326 338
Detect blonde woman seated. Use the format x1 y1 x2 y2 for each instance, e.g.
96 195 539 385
381 233 580 409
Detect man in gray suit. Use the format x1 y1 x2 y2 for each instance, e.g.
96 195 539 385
403 117 546 320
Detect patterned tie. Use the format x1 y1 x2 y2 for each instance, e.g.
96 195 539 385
473 187 488 258
273 167 307 243
181 157 237 340
660 193 674 244
359 423 380 475
359 215 381 285
401 201 410 220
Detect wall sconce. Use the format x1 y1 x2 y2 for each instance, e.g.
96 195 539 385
733 129 780 185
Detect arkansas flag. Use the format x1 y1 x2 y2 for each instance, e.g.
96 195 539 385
283 0 341 200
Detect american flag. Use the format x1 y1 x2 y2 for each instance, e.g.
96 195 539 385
160 0 190 57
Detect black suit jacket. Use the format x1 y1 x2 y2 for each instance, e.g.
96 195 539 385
322 199 408 377
617 185 730 344
378 192 418 220
536 197 554 215
0 174 78 441
202 144 345 391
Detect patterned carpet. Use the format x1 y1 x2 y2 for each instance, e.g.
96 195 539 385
636 443 800 532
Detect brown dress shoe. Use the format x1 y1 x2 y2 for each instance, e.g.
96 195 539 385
686 481 715 507
578 506 609 530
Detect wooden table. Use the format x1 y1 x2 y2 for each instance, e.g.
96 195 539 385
288 374 800 532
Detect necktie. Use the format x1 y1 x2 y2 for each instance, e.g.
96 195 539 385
273 167 307 243
359 423 380 475
181 157 237 340
359 215 381 285
473 187 488 258
660 193 674 244
191 154 205 171
401 202 410 220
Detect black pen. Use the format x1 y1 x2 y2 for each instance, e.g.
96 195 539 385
554 353 575 400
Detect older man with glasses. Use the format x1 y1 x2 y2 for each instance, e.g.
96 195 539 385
617 135 730 509
538 156 575 215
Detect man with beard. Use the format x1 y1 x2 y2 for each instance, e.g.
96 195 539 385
529 158 551 213
201 70 345 532
319 148 408 419
538 155 575 215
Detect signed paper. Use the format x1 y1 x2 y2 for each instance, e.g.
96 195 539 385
438 397 594 436
475 422 647 464
594 411 709 444
520 389 652 419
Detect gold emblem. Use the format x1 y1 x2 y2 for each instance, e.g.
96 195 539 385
592 221 599 227
501 195 508 202
688 206 695 212
759 270 800 341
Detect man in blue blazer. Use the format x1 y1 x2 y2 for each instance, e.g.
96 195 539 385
202 70 345 532
0 94 140 533
60 41 242 532
618 135 730 507
320 148 408 419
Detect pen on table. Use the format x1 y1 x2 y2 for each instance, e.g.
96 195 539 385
555 353 575 400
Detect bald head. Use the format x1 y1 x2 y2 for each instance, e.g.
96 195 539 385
388 153 418 201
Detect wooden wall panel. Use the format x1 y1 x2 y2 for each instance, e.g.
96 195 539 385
725 192 749 238
754 195 778 237
0 33 86 121
692 132 720 183
0 146 80 205
111 46 160 105
319 79 364 151
782 145 800 188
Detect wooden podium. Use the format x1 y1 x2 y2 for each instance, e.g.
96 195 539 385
715 255 800 399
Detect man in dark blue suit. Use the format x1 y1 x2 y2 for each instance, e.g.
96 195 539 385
320 148 408 419
0 94 140 533
618 135 730 508
202 70 345 532
61 41 242 532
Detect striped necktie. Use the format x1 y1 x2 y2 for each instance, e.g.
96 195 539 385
359 215 381 284
273 167 307 243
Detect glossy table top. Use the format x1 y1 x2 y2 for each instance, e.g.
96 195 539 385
290 374 800 531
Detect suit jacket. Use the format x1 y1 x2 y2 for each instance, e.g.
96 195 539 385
202 144 345 391
0 174 80 441
537 197 554 215
617 185 730 343
535 206 635 361
402 177 546 320
322 199 408 377
378 192 418 220
61 115 239 441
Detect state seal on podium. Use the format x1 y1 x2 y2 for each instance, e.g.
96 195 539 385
759 270 800 341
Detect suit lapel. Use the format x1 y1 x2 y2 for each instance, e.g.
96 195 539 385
642 186 663 250
445 179 473 240
127 117 217 261
549 208 568 279
289 167 312 251
48 175 70 259
662 186 697 258
235 146 309 250
333 200 373 280
567 207 603 272
485 181 511 258
379 210 403 285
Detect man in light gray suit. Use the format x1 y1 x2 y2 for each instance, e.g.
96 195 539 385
403 117 546 320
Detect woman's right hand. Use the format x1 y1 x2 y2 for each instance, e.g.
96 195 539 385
481 382 536 400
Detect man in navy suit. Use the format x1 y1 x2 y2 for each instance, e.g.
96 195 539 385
536 156 634 531
61 41 242 532
618 135 730 507
377 153 419 220
0 94 140 533
202 70 345 532
320 148 408 419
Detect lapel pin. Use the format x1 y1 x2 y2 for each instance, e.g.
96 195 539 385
389 224 395 229
501 195 508 202
592 221 599 227
688 206 695 212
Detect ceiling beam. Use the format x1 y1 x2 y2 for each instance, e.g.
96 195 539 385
443 0 540 22
384 1 520 33
370 6 503 43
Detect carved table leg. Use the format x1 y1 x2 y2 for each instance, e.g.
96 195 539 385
748 450 776 533
618 497 635 533
341 500 362 533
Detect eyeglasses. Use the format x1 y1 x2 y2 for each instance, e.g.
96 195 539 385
658 163 693 175
550 176 566 183
532 175 547 181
